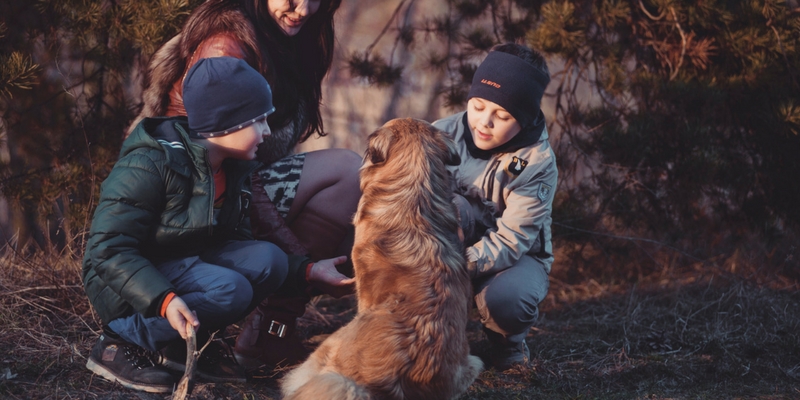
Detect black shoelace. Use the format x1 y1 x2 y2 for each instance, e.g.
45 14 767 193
123 345 159 370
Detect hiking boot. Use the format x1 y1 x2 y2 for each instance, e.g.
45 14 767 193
488 340 530 370
86 334 176 393
483 328 531 370
233 296 310 370
158 337 246 383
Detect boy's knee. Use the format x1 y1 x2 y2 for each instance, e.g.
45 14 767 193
312 148 361 179
333 148 362 172
251 241 289 290
205 273 254 318
328 149 362 197
480 287 540 334
477 259 549 335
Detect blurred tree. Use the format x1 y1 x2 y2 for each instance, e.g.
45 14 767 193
0 0 201 249
350 0 800 257
1 0 798 259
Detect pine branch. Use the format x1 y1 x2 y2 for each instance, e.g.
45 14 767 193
770 25 798 89
638 0 666 21
0 52 40 99
668 7 686 81
365 0 408 56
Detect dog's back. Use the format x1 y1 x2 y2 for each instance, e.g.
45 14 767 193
284 372 371 400
281 118 483 400
353 118 468 311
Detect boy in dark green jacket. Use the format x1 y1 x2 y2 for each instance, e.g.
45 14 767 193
82 57 349 392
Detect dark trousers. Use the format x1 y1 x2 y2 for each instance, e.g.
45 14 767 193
108 240 287 352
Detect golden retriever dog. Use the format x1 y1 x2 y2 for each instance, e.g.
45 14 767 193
281 118 483 400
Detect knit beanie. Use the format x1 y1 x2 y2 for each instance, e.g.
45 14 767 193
183 57 275 138
467 50 550 129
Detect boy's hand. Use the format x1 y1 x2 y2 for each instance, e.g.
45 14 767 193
307 256 355 298
165 296 200 339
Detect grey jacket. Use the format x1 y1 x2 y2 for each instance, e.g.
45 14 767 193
433 111 557 277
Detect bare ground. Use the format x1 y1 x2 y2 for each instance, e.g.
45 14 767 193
1 241 798 399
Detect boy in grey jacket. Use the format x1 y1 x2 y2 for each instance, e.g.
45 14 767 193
433 43 557 370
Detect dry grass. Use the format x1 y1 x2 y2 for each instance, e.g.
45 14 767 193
0 235 798 399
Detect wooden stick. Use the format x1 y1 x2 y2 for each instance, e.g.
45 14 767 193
173 327 217 399
173 325 197 400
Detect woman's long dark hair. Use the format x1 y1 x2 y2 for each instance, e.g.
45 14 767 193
242 0 341 142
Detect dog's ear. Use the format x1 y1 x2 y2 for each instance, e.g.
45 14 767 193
431 125 461 165
426 123 461 166
365 127 395 165
442 133 461 166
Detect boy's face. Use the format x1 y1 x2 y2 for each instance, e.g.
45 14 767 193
213 118 271 160
466 97 522 150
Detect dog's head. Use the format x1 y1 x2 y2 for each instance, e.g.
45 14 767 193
354 118 470 317
363 118 460 170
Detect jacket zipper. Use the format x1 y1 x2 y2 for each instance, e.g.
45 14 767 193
482 157 502 198
203 152 215 236
231 163 260 233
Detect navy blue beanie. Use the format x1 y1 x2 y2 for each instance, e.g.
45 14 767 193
183 57 275 138
467 51 550 128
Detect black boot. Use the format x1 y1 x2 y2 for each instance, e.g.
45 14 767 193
233 295 311 370
158 333 246 383
86 332 176 393
482 328 530 370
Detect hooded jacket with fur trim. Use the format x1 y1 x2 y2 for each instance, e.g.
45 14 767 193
132 1 306 165
132 1 309 257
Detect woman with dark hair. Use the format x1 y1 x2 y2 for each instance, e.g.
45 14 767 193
131 0 360 372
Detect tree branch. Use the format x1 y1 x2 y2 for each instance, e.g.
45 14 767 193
638 0 666 21
770 25 798 89
365 0 408 56
669 7 686 81
173 327 215 400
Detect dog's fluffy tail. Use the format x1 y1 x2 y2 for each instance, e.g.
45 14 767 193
284 373 372 400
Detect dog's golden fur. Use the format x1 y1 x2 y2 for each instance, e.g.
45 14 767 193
281 118 483 400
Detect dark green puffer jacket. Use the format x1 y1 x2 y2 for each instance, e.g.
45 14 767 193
82 116 261 324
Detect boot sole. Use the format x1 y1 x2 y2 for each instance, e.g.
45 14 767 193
233 352 270 371
86 357 174 393
161 358 247 384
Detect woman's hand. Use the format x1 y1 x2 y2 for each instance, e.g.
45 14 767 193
307 256 356 298
164 296 200 339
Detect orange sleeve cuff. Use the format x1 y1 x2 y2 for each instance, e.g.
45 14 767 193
305 263 314 283
160 292 176 318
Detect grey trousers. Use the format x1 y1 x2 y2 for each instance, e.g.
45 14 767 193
454 194 549 346
474 254 549 346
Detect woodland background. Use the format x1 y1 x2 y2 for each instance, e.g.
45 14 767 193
0 1 799 399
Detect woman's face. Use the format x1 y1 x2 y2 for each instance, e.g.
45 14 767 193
267 0 322 36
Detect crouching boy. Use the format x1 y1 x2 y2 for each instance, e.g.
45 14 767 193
433 43 557 370
82 57 341 392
